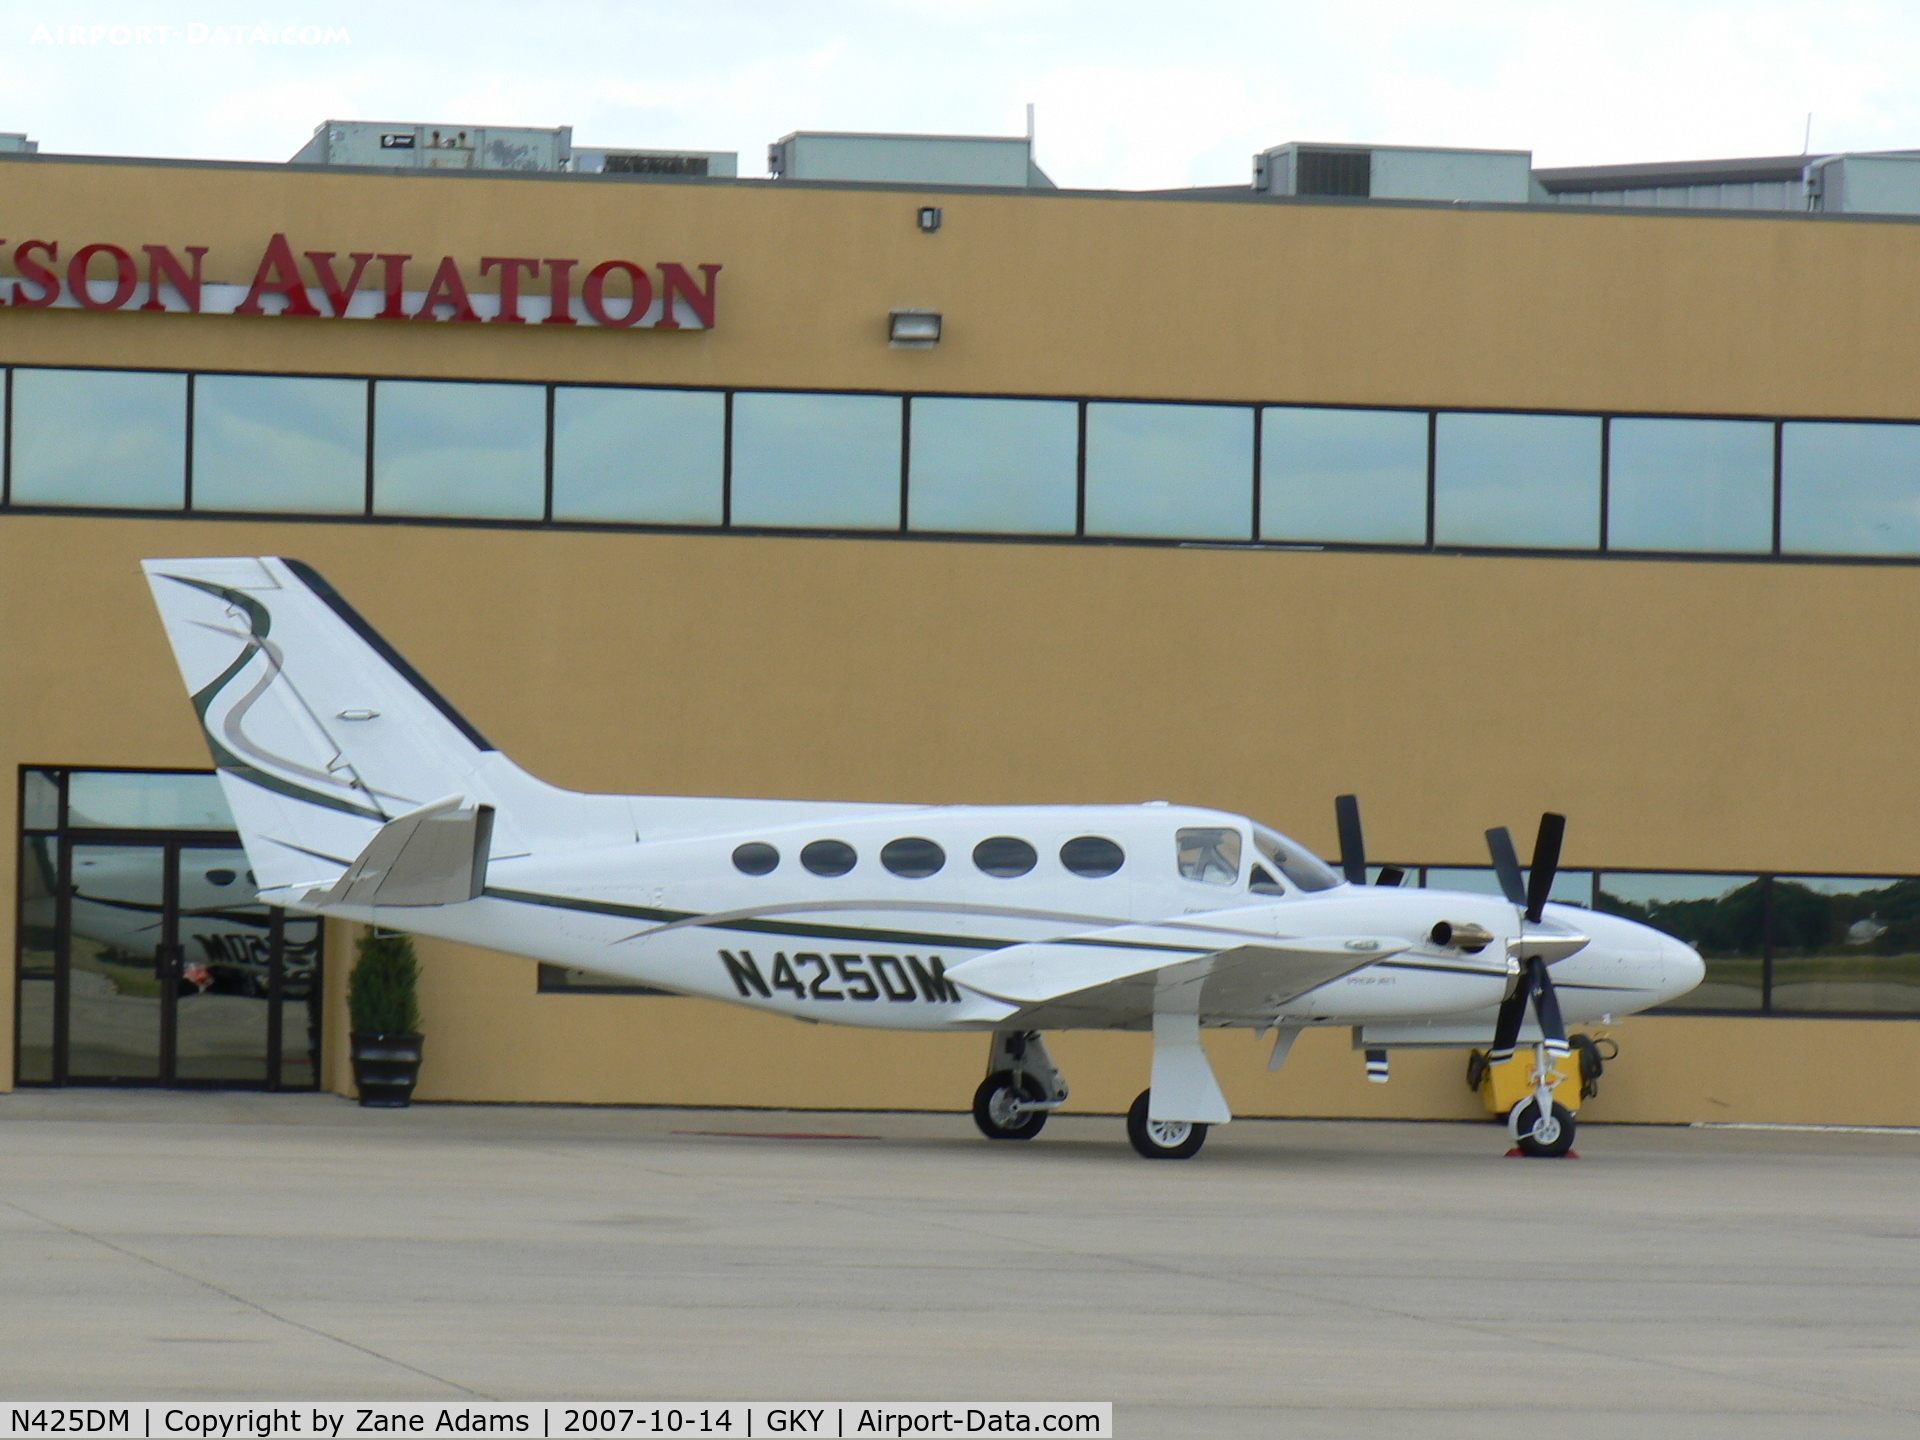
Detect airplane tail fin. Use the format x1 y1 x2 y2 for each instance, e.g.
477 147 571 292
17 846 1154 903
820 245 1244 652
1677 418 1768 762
141 556 631 902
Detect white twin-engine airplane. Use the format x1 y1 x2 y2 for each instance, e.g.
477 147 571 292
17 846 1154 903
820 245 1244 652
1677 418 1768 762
143 556 1704 1159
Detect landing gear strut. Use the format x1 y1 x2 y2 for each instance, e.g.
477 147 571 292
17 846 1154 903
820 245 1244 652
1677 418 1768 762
971 1031 1067 1142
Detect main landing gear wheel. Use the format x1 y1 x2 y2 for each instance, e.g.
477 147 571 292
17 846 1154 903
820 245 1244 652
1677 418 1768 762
1511 1098 1577 1158
1126 1089 1208 1160
973 1070 1049 1141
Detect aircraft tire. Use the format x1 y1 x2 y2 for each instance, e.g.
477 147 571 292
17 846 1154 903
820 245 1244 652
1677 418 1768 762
972 1071 1049 1141
1126 1089 1208 1160
1512 1099 1576 1158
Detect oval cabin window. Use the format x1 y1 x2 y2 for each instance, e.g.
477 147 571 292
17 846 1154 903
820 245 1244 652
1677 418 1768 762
732 842 779 876
801 839 857 877
881 837 945 878
972 836 1037 878
1060 835 1125 878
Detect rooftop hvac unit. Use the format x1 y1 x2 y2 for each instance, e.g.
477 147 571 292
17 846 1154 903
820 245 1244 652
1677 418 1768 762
1253 143 1532 204
290 121 573 173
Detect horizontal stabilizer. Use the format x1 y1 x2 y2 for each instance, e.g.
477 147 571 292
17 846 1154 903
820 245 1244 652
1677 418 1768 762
303 796 493 908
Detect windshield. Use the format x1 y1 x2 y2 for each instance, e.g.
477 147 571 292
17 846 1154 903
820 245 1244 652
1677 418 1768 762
1252 825 1341 893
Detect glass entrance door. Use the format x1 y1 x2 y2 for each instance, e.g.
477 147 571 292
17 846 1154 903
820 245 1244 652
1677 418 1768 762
17 768 323 1090
66 843 170 1082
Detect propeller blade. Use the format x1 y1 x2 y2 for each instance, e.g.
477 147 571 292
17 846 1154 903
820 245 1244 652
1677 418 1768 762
1529 957 1570 1060
1525 812 1567 923
1485 827 1527 907
1375 865 1406 888
1486 961 1534 1065
1335 794 1367 886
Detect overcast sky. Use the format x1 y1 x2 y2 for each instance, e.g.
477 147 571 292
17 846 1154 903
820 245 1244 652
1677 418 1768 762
4 0 1918 189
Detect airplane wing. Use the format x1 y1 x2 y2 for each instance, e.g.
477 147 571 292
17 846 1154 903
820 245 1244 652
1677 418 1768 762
944 922 1413 1030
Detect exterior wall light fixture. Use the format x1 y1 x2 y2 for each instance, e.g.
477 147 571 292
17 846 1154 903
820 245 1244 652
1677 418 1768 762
917 206 943 232
889 310 942 348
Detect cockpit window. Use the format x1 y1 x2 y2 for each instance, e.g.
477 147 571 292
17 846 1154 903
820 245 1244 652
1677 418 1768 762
1249 864 1284 895
1176 827 1242 886
1253 825 1341 893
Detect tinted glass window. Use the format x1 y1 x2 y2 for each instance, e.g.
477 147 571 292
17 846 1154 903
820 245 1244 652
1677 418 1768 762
908 396 1078 535
1249 864 1283 895
732 842 779 876
1060 835 1125 878
1433 412 1601 549
65 771 233 830
1769 876 1920 1015
192 374 368 514
1607 418 1772 554
15 834 56 1082
1260 407 1428 544
1251 826 1341 893
373 379 545 519
973 836 1038 878
731 392 902 530
1176 827 1242 885
881 837 945 878
1083 403 1254 540
1597 872 1762 1011
552 386 724 525
10 367 186 508
801 839 857 877
22 769 60 829
1781 422 1920 556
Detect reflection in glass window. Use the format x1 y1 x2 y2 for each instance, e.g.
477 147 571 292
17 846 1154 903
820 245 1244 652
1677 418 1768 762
1176 827 1242 885
973 836 1037 877
552 386 724 525
279 915 325 1088
801 839 858 876
66 771 234 830
881 837 946 878
1083 402 1253 540
1608 418 1773 553
732 843 779 876
1251 827 1340 892
1260 407 1428 544
10 368 186 508
373 380 545 519
731 392 902 530
16 835 57 1083
192 374 367 514
1781 422 1920 556
22 770 60 830
908 396 1078 535
1433 412 1601 549
1598 873 1764 1011
1770 876 1920 1015
1060 836 1125 878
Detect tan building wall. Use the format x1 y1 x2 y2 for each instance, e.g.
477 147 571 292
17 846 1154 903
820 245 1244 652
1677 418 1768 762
5 154 1919 1119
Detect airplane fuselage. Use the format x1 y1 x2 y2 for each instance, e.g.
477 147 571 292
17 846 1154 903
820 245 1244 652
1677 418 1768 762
312 801 1701 1033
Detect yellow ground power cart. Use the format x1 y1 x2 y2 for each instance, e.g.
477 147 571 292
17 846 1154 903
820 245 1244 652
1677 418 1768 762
1466 1032 1617 1155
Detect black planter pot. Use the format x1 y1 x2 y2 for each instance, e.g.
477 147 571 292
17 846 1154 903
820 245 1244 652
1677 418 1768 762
349 1031 424 1107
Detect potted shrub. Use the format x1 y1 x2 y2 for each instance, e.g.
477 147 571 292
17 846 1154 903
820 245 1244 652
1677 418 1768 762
347 929 424 1107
